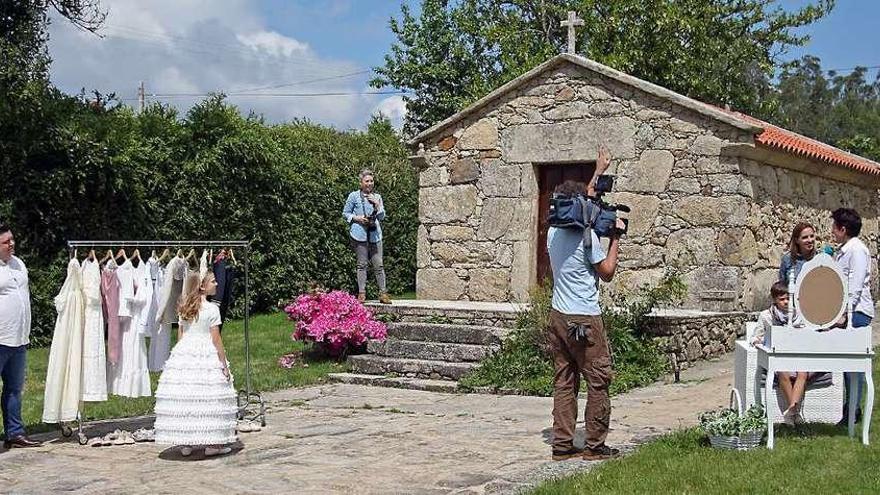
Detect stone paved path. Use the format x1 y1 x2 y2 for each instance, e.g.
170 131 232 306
0 356 733 494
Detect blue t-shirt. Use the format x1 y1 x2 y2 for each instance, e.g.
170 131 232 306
548 227 607 316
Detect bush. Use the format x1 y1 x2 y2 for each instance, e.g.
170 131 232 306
460 274 686 396
283 289 387 357
1 92 418 345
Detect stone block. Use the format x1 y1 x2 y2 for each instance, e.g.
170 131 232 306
683 266 741 311
511 96 552 108
667 178 701 194
429 226 474 242
520 164 539 196
611 268 665 295
617 149 675 193
619 242 662 269
674 196 751 227
419 185 478 223
432 243 471 265
438 136 457 151
417 225 430 268
479 163 521 197
607 192 661 237
503 118 637 162
419 166 448 187
544 101 591 121
688 135 724 156
477 198 532 241
468 269 510 301
510 241 532 301
458 119 499 150
449 157 479 184
665 228 716 267
717 228 758 266
417 268 466 300
741 269 779 311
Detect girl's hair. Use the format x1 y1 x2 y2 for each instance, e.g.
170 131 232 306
788 222 816 259
359 168 374 180
178 272 215 321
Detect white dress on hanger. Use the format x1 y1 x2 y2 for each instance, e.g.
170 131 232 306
42 258 85 423
146 257 170 371
80 259 107 402
154 300 238 446
107 259 152 398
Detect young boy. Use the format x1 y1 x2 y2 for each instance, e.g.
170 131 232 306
753 281 807 424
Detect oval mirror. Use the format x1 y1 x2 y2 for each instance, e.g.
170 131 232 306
796 265 845 327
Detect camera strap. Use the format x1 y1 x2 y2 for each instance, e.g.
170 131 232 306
579 196 598 250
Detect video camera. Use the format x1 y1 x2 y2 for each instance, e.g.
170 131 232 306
548 175 629 239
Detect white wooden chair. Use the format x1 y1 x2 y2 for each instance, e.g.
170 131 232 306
752 253 874 448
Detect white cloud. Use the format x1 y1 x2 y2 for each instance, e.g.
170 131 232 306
46 0 386 129
373 95 407 130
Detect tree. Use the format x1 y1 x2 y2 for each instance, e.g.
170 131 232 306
372 0 834 137
770 55 880 162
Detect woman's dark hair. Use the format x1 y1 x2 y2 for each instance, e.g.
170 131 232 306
554 180 586 197
0 223 9 235
788 222 816 260
831 208 861 237
770 281 788 299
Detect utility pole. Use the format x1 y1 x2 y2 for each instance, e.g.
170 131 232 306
137 81 145 113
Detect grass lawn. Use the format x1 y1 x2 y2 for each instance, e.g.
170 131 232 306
9 312 345 437
533 356 880 494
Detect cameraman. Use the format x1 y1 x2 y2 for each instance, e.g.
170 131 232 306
547 146 623 461
343 169 391 304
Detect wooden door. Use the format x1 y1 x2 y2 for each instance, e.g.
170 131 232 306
536 163 596 284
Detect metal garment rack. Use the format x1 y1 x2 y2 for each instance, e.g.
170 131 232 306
62 240 264 444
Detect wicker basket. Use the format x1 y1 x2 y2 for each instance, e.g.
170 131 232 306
707 390 765 451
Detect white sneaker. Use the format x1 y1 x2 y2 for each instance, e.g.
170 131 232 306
180 446 193 457
205 446 232 457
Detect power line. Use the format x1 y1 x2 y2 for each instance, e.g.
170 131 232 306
825 65 880 73
119 90 407 100
227 69 372 94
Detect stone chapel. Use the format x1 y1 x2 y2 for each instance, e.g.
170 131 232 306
408 52 880 312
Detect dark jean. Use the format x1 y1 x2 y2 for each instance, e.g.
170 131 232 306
844 311 872 415
0 344 27 438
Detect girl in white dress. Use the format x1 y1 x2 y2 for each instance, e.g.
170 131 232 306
153 271 238 457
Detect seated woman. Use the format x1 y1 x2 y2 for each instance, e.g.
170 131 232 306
779 222 818 284
752 281 808 425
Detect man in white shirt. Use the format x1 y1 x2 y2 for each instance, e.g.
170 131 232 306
831 208 874 424
0 224 41 448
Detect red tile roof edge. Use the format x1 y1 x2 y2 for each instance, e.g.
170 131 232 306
718 107 880 177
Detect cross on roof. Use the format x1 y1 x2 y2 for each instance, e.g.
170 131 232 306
560 11 584 54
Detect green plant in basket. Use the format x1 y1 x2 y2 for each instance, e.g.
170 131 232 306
699 404 766 437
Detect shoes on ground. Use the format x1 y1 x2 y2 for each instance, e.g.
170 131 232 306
205 446 232 457
180 446 193 457
3 435 42 449
379 293 392 305
551 447 583 461
582 444 620 461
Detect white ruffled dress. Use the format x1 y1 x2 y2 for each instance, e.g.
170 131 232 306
153 300 238 445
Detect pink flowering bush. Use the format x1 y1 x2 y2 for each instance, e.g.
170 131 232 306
284 290 387 357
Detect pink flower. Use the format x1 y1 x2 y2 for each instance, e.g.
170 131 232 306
284 290 387 357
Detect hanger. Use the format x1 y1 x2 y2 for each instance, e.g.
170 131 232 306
88 249 97 261
100 249 113 265
150 249 157 259
115 248 128 262
175 248 184 259
228 248 237 265
73 248 78 260
185 249 196 262
132 248 142 263
158 248 170 263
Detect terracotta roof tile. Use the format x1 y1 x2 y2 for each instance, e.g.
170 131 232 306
720 108 880 177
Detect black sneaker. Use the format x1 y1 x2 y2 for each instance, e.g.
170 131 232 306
583 444 620 460
551 447 583 461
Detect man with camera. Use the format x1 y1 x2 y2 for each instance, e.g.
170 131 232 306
547 145 623 461
343 169 391 304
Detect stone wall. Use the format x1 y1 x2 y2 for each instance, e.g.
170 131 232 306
643 311 753 369
414 60 880 311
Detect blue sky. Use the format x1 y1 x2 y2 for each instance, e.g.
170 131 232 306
47 1 878 130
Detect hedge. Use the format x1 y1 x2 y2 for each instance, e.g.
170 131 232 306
1 92 418 345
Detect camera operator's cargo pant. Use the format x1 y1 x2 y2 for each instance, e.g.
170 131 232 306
548 309 613 451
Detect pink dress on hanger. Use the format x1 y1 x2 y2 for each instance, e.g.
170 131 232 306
101 260 121 365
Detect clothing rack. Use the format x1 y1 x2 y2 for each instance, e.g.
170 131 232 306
62 240 264 444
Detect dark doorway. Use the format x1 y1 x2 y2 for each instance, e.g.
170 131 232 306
536 162 596 284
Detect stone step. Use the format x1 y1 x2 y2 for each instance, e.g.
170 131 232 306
347 355 477 381
367 299 522 328
386 322 509 345
368 338 497 362
328 373 459 393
